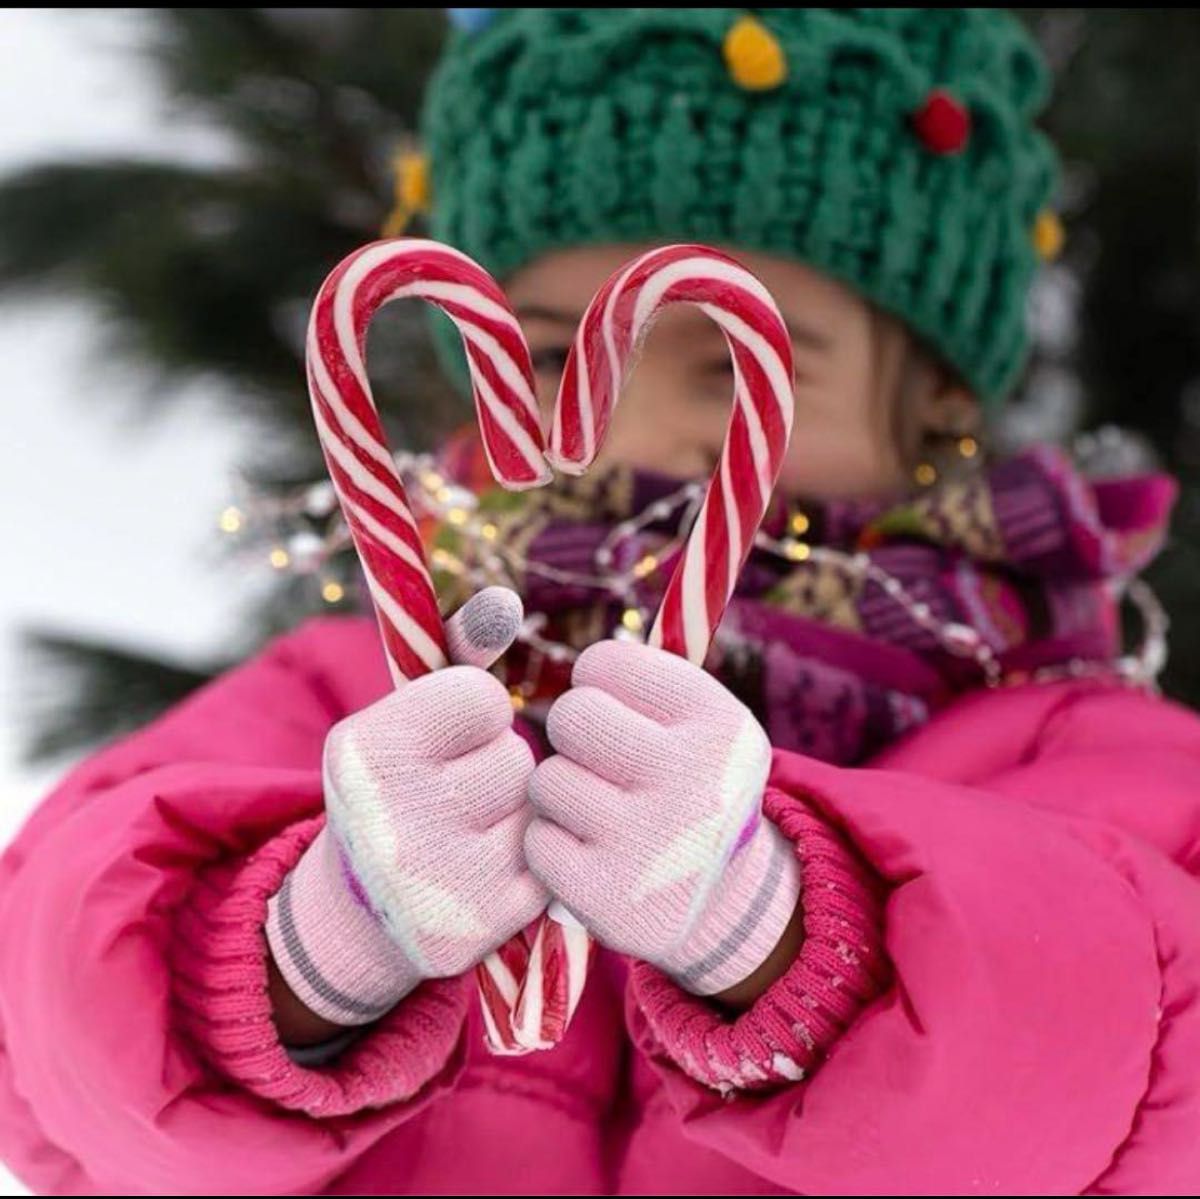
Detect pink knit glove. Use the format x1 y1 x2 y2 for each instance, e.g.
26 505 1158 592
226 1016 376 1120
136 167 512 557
265 587 547 1027
524 640 802 996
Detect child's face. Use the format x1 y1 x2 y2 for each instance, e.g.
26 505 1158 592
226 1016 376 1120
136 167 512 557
507 243 933 501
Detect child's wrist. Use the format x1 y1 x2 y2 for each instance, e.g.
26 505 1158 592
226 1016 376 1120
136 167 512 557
661 819 804 999
707 889 806 1010
267 948 356 1047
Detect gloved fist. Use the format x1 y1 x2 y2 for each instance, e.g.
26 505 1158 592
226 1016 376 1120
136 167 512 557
266 587 547 1027
524 639 802 996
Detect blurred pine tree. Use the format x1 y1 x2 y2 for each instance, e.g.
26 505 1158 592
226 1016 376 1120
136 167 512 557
3 9 1200 763
1 10 467 761
1024 10 1200 705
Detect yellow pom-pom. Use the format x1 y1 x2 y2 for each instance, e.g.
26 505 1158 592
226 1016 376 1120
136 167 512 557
382 150 430 237
1032 209 1064 261
397 152 429 211
723 15 787 92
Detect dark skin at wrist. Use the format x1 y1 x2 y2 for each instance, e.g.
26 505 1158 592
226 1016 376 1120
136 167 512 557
707 894 806 1011
267 892 807 1047
268 950 359 1046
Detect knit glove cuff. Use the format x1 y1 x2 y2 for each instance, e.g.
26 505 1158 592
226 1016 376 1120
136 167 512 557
266 824 422 1027
657 817 803 996
630 791 889 1094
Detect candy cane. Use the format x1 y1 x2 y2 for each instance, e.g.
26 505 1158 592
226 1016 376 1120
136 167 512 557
306 237 553 1054
549 243 795 662
307 238 794 1054
512 244 796 1047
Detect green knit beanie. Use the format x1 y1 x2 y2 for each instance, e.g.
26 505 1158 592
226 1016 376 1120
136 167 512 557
418 8 1060 407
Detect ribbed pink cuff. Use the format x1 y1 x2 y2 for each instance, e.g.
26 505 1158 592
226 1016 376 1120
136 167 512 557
170 812 470 1118
630 788 889 1094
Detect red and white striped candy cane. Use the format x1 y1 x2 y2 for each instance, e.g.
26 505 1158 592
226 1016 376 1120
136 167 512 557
547 240 792 662
307 237 550 679
550 243 795 662
511 244 796 1047
307 238 794 1053
306 237 558 1054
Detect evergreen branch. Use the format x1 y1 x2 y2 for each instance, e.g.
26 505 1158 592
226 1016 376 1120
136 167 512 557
16 628 225 765
141 10 447 208
0 160 360 417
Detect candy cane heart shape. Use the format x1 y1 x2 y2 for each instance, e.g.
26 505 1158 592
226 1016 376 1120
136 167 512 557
510 245 796 1049
307 238 795 1054
305 237 556 1054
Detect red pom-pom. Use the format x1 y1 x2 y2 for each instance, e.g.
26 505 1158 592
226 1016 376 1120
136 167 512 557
912 89 971 155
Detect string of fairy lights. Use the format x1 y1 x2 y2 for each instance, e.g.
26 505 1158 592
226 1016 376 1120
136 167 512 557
215 447 1169 694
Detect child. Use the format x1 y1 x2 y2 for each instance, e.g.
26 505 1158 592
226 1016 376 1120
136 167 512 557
3 9 1199 1195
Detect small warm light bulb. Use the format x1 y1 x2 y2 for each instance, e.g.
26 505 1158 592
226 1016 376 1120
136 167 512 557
632 554 659 579
914 462 938 487
509 687 527 712
790 511 810 535
434 486 453 504
784 540 811 562
958 436 979 459
321 580 345 604
447 507 469 527
431 548 463 574
421 470 445 490
268 546 290 569
218 505 243 534
621 608 645 632
480 522 499 541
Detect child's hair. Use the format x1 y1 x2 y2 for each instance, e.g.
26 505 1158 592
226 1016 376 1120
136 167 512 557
865 303 982 483
417 9 1060 415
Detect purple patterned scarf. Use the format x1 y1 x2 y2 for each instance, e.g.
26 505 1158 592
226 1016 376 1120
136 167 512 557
432 438 1176 766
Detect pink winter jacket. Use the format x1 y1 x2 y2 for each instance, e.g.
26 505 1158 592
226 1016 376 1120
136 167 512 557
1 613 1199 1195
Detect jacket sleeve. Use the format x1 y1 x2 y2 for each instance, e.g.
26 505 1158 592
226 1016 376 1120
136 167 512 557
0 617 471 1196
627 690 1200 1195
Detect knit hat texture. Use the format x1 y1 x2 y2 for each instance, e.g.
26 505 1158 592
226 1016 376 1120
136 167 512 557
420 8 1060 406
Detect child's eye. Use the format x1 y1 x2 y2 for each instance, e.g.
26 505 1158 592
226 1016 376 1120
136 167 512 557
694 357 734 397
530 346 570 376
701 357 734 379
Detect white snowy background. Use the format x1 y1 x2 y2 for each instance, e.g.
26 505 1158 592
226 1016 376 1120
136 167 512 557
0 14 262 1193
